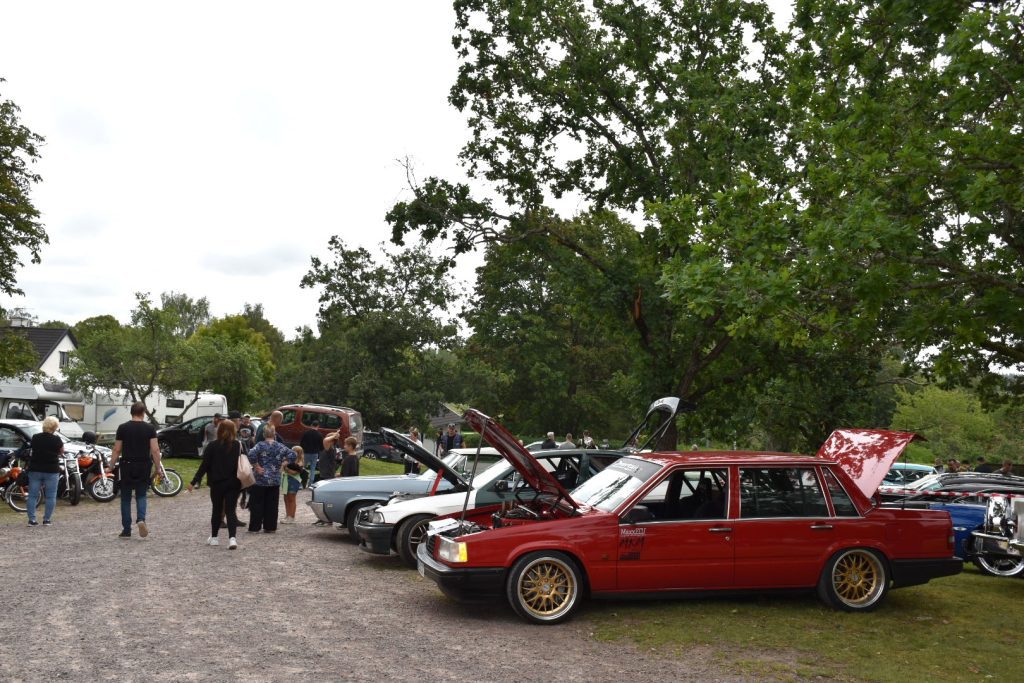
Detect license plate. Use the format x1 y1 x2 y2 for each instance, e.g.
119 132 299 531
417 561 425 578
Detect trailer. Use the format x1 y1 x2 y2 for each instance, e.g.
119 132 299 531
0 379 84 438
71 389 228 440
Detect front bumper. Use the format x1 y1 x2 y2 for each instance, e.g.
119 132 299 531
307 500 331 524
890 557 963 588
415 542 506 603
356 519 396 555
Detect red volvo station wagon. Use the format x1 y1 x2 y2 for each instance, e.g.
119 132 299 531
418 410 962 624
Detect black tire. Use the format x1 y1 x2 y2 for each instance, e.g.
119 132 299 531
972 555 1024 578
68 477 81 506
396 514 435 567
363 449 378 460
817 548 889 612
151 468 183 497
158 440 173 458
345 501 377 537
506 551 583 624
88 476 116 503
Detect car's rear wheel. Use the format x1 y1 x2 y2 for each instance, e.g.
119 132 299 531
396 514 434 567
973 554 1024 577
158 440 173 458
817 548 889 612
507 551 582 624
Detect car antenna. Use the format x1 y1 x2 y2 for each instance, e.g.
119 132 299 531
459 420 487 525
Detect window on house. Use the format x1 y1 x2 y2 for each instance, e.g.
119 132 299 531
59 351 70 368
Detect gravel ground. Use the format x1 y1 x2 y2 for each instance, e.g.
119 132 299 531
1 491 790 682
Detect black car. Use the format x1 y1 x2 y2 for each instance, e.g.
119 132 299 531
360 430 403 464
156 415 214 458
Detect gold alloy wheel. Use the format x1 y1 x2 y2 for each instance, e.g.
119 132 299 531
517 557 577 619
831 550 885 608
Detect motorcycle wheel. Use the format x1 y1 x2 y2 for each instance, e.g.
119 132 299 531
151 468 183 497
68 477 81 506
5 483 41 513
88 476 117 502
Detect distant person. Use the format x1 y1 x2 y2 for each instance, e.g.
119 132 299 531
404 427 422 474
540 432 558 450
110 402 161 539
255 411 284 443
299 420 324 487
340 436 360 477
246 424 296 533
998 459 1015 476
934 458 945 473
437 423 463 456
280 446 305 524
975 457 996 473
26 416 64 527
581 430 597 450
558 433 576 450
203 413 223 450
187 418 243 549
238 414 255 450
318 432 341 482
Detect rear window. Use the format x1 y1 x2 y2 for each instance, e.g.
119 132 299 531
739 467 828 518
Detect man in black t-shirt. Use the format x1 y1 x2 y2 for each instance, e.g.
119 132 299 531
110 402 161 539
300 421 324 487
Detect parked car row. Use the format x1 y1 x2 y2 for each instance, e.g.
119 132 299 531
307 398 965 625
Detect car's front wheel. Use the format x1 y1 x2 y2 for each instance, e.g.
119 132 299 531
507 551 583 624
817 548 889 612
396 514 434 567
973 554 1024 578
158 440 173 458
345 501 377 538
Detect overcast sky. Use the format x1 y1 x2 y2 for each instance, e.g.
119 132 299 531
2 1 792 339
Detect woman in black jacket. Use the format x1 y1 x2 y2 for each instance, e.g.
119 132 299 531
187 419 243 549
27 416 64 526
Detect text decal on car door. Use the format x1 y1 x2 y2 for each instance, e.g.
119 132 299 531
619 527 646 560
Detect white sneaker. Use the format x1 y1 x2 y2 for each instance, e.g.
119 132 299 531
207 536 219 546
228 537 238 550
281 517 295 524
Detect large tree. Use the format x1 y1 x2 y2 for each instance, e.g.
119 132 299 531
0 79 47 298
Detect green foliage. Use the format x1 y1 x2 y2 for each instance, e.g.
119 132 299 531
0 79 47 297
186 315 275 411
0 323 39 378
159 292 211 339
891 385 999 462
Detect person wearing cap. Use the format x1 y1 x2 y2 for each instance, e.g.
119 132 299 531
437 423 463 456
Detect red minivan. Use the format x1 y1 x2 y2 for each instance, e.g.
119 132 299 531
269 404 363 447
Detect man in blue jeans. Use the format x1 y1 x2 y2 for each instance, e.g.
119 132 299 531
109 401 161 539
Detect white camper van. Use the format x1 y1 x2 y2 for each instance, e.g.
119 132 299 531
0 379 84 438
74 389 229 439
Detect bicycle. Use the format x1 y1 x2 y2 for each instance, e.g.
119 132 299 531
150 461 183 497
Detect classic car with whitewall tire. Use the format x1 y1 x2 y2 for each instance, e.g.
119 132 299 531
307 428 500 536
417 411 962 625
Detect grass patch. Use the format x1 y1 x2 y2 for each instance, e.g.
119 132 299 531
584 565 1023 681
356 458 405 477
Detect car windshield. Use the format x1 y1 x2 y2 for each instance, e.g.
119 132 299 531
906 473 942 491
571 458 662 512
415 452 503 482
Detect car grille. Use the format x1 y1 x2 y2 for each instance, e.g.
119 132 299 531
426 534 437 557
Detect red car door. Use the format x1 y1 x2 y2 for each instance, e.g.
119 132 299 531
616 468 734 591
732 465 834 588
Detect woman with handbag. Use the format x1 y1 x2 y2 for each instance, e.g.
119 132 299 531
187 419 244 549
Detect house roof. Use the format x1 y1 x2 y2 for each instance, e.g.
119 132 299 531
0 326 78 370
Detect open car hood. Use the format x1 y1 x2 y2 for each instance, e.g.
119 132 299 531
621 396 695 451
379 428 469 489
815 429 922 498
463 409 579 509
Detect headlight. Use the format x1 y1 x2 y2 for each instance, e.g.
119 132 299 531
371 511 385 524
438 536 468 563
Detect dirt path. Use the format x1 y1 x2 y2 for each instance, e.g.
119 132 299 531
2 491 776 682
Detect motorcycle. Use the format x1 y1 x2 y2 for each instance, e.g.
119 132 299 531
73 445 116 502
5 449 81 512
151 462 183 497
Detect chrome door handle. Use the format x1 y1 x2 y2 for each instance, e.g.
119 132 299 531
810 524 834 530
708 527 732 533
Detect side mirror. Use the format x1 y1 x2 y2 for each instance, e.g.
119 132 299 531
494 479 510 493
622 505 654 524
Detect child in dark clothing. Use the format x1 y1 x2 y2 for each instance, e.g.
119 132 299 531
340 436 360 477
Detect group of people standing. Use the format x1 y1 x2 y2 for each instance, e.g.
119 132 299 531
539 430 598 450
